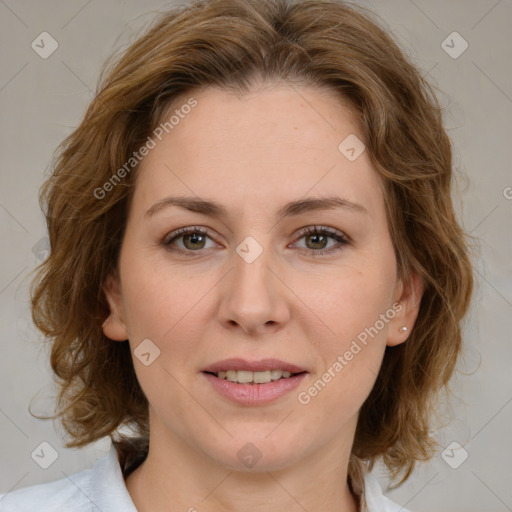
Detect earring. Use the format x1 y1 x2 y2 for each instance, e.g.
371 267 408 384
399 326 408 332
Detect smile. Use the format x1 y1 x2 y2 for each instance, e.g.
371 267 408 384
207 369 301 384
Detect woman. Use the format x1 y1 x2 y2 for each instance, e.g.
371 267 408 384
0 0 474 510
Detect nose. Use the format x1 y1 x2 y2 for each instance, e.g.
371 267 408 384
217 241 291 336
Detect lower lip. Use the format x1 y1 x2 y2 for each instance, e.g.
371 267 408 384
202 372 307 406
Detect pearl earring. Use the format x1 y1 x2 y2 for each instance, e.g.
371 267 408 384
399 326 408 332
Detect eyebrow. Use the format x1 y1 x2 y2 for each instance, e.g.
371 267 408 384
145 195 368 219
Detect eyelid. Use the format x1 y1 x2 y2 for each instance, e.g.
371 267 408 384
293 225 351 244
289 225 350 256
162 225 350 256
162 226 218 246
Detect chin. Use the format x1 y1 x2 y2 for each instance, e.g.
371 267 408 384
204 432 308 472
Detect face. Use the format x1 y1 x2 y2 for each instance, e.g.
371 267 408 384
103 81 423 472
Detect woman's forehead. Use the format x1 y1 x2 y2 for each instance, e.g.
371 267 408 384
132 84 383 220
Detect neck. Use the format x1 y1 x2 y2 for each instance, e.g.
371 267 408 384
125 423 361 512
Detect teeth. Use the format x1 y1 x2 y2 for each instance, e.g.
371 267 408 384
215 369 295 383
271 369 282 380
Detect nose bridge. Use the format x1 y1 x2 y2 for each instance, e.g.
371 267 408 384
217 233 290 333
232 234 275 305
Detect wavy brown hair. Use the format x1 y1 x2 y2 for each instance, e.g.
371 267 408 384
29 0 475 502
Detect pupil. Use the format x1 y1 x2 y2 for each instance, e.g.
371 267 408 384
186 233 204 249
309 234 326 249
183 232 328 250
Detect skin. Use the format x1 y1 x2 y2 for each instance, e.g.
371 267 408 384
102 80 424 512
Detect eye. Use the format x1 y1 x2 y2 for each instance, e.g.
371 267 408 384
162 227 218 256
162 225 350 257
291 225 349 256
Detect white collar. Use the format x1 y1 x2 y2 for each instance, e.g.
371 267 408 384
89 443 408 512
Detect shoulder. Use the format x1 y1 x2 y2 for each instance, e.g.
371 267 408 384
0 467 93 512
0 444 137 512
363 473 412 512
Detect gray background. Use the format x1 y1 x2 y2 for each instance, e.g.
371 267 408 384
0 0 511 510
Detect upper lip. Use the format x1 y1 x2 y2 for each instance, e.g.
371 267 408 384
202 358 307 374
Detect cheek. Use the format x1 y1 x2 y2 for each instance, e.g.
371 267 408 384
121 253 211 338
297 350 383 436
120 260 221 390
309 256 396 344
298 276 394 418
300 249 396 399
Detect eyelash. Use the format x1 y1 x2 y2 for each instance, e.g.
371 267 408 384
162 225 349 257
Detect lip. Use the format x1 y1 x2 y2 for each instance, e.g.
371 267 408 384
202 372 307 406
201 358 307 374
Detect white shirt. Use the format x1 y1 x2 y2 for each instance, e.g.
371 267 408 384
0 444 410 511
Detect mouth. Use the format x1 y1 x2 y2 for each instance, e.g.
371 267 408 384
201 358 308 386
203 369 307 384
201 360 308 405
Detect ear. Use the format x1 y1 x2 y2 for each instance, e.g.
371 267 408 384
101 271 129 342
386 271 424 347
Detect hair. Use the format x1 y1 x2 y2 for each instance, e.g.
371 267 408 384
29 0 475 505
